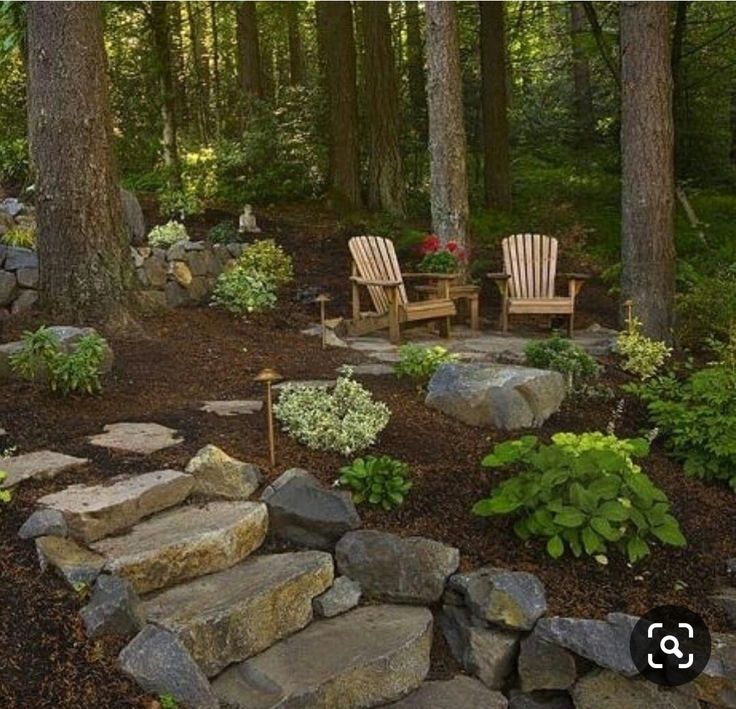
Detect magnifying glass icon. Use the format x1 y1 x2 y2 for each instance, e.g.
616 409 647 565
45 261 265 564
660 635 684 659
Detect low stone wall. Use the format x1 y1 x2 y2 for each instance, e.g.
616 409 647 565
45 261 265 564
0 240 245 317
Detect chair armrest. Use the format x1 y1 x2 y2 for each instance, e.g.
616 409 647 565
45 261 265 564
401 272 458 280
350 276 402 287
486 272 511 281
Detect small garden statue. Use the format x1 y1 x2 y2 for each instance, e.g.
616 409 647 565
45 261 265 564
238 204 261 234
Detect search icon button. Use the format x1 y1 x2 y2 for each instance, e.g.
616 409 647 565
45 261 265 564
659 635 684 659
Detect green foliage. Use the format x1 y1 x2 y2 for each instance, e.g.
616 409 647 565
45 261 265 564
338 455 412 510
472 433 686 564
208 220 240 244
211 266 277 315
524 334 599 390
417 250 460 274
395 344 459 388
1 225 35 248
0 470 10 505
9 327 106 396
274 368 391 456
158 695 179 709
236 239 293 287
147 220 188 248
630 350 736 490
159 186 203 219
0 136 28 185
617 317 672 380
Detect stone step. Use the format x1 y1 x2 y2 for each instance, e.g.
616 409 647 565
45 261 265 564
142 551 334 677
38 469 194 542
90 501 268 594
212 605 433 709
0 450 90 489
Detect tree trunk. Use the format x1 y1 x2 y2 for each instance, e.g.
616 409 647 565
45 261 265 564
27 2 131 326
569 1 595 145
362 1 405 217
480 1 512 211
286 2 304 86
405 0 427 141
315 1 362 208
425 1 469 246
149 2 182 189
235 1 263 100
620 2 675 342
210 1 221 137
186 1 210 141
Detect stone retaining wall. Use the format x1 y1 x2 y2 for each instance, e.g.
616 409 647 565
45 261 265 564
0 240 245 317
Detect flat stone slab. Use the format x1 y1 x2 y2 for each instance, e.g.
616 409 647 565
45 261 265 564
88 422 183 455
426 362 566 429
90 501 268 594
273 379 336 390
347 363 395 376
0 450 90 489
385 676 507 708
200 400 263 416
38 469 194 542
36 536 105 588
142 551 333 677
212 605 433 709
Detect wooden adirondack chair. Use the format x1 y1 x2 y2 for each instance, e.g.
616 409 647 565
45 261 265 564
347 235 457 344
487 234 589 336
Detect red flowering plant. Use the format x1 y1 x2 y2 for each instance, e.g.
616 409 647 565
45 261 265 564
417 233 467 274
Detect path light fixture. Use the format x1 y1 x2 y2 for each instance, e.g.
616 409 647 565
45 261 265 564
315 293 332 349
254 367 282 467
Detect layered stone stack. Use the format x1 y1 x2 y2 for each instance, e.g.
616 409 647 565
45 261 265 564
0 198 39 317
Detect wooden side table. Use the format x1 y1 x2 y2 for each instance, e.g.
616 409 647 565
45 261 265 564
415 283 480 330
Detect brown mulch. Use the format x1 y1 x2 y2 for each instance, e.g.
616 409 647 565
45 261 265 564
1 203 733 706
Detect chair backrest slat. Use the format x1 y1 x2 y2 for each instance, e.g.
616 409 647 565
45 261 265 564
349 236 408 313
502 234 557 299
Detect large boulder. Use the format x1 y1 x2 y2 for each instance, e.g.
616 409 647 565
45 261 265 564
120 187 146 246
448 566 547 631
4 246 37 271
439 605 520 690
262 469 361 550
518 632 577 692
80 574 145 638
119 625 218 709
336 529 459 604
0 270 16 306
426 362 566 429
185 445 262 500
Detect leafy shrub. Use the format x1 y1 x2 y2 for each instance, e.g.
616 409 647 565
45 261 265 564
0 137 29 184
524 334 599 390
147 220 188 248
208 220 240 244
472 433 686 564
275 368 391 455
0 471 10 505
630 351 736 490
9 326 107 395
676 267 736 349
237 239 293 287
1 225 35 248
338 455 412 510
617 317 672 380
551 431 646 473
211 266 277 315
395 344 459 387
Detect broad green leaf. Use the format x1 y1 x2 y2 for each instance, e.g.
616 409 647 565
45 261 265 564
582 526 603 555
651 519 687 547
553 507 586 528
547 535 564 559
598 500 630 522
627 536 650 564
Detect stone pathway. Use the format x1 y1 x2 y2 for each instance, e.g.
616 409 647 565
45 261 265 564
88 422 183 455
0 450 89 488
200 400 263 416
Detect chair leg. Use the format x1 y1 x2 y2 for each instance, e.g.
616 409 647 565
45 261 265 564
439 316 451 339
388 295 400 345
501 300 508 333
470 296 480 330
568 311 575 337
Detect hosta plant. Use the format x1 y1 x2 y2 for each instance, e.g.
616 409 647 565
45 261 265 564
472 433 686 564
617 316 671 380
211 265 277 315
275 367 390 456
147 220 188 248
338 455 412 510
395 343 458 388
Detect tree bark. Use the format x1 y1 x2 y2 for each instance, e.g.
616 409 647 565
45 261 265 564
236 1 263 100
569 2 595 145
186 1 210 141
620 2 675 342
315 1 362 208
27 2 131 326
286 2 305 86
210 1 222 136
362 1 405 217
149 2 182 189
480 1 512 211
405 0 427 141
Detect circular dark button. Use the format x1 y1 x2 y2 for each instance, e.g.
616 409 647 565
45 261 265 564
630 605 711 686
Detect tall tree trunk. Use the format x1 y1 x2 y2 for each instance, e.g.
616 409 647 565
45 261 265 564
261 33 275 100
425 2 469 247
170 1 187 120
186 1 210 141
569 1 595 145
27 2 131 326
315 1 362 208
620 2 675 342
210 1 222 137
362 1 405 216
235 1 263 100
480 1 512 211
405 0 427 141
149 2 182 190
286 2 304 86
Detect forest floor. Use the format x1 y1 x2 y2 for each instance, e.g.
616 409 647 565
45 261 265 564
1 202 734 707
